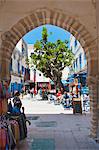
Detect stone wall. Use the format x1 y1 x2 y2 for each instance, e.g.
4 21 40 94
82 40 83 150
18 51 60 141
0 1 98 140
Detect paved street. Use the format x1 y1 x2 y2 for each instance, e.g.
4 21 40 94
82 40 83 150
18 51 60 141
21 94 73 115
14 96 99 150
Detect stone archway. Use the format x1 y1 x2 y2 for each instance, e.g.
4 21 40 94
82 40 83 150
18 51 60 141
0 7 98 139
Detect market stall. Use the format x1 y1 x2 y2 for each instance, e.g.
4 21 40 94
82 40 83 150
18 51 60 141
73 98 82 114
0 81 29 149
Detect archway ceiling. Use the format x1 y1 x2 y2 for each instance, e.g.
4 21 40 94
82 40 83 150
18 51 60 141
0 0 96 39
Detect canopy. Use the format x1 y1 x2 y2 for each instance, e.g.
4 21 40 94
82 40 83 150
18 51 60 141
61 80 70 85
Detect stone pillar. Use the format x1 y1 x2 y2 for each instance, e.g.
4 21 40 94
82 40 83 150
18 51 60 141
0 48 11 109
0 37 11 149
88 76 98 139
94 0 99 141
88 0 99 140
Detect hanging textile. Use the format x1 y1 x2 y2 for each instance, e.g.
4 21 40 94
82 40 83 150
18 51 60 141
10 120 20 143
0 128 7 150
7 124 16 149
0 115 9 150
0 99 8 115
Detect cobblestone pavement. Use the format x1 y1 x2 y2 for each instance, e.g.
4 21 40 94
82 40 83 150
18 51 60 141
15 96 99 150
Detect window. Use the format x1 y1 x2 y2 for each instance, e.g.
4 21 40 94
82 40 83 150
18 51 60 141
18 61 20 74
84 53 86 60
79 54 82 69
74 40 77 47
76 58 78 69
71 47 73 51
22 66 24 74
10 58 12 71
84 53 87 65
14 54 16 59
22 44 25 53
73 62 75 70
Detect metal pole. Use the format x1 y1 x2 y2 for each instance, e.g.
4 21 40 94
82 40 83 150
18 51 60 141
34 68 36 95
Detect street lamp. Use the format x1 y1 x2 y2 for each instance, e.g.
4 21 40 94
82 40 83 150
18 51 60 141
34 68 36 95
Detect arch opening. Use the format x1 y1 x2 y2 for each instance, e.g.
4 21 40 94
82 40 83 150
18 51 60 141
0 7 98 140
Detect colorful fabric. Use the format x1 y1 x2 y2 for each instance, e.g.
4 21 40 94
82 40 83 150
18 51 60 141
0 81 11 100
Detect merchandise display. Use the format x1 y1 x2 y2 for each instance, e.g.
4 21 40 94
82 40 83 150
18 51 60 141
0 81 28 149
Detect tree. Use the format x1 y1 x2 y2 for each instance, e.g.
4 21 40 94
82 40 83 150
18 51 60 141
30 27 74 90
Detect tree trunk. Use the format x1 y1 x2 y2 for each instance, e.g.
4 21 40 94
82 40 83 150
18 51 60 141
51 69 64 93
55 79 64 93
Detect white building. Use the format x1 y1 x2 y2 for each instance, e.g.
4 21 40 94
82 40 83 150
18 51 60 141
70 35 87 74
62 67 70 80
9 39 30 94
30 69 50 83
68 34 87 87
70 35 87 73
10 46 23 94
27 44 50 82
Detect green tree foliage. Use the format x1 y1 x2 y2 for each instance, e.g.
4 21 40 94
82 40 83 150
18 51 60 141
30 26 74 89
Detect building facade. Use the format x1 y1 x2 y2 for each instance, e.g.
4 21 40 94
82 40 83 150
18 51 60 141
9 39 30 95
70 35 87 75
27 44 50 91
68 35 88 94
21 39 30 82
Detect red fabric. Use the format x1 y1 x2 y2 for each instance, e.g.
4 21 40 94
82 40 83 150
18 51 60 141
57 91 62 97
34 90 37 95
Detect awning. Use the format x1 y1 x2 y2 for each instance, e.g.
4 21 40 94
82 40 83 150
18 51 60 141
61 80 70 84
75 73 87 78
68 74 75 78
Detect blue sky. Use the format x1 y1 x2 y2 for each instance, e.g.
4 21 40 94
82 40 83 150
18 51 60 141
23 24 71 45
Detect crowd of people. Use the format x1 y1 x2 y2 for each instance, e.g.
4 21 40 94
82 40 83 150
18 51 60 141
13 86 90 112
49 90 73 108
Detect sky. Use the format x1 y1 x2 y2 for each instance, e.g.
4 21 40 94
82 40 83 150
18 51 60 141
22 24 71 80
23 24 71 45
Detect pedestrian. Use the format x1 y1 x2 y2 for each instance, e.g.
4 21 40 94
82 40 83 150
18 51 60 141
56 90 62 103
63 91 69 99
39 88 42 96
30 88 34 98
42 87 45 98
62 91 69 107
34 89 37 95
8 99 13 113
12 91 22 114
21 87 24 99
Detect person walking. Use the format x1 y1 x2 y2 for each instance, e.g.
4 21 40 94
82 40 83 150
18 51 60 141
30 88 34 98
56 90 62 104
